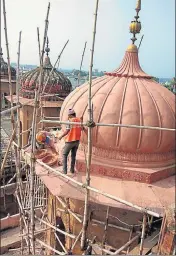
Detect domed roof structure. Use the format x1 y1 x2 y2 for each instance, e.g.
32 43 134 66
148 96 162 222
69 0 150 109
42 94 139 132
0 48 16 80
60 1 175 170
19 39 72 100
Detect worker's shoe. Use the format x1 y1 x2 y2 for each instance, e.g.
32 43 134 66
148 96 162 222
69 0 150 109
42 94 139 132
70 169 75 174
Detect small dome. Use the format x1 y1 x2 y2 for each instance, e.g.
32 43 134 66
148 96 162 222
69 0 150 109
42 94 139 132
0 48 16 80
20 54 72 100
60 44 175 167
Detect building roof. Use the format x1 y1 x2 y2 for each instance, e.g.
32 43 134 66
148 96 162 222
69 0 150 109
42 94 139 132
0 48 16 80
19 38 72 100
5 95 63 108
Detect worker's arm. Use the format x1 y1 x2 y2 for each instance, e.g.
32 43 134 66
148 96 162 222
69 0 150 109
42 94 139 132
58 129 70 140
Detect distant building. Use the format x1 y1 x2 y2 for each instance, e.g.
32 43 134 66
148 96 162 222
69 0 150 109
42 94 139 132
0 48 16 109
6 40 72 147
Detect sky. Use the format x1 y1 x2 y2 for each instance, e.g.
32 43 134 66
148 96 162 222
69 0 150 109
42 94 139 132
1 0 175 78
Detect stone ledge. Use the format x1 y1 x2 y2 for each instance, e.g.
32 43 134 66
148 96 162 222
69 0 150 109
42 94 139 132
76 159 175 184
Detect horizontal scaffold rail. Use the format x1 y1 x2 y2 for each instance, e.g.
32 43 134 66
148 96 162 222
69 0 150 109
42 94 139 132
41 119 176 132
1 104 22 116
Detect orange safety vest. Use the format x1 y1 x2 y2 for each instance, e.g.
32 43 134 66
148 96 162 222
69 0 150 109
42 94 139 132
65 117 82 142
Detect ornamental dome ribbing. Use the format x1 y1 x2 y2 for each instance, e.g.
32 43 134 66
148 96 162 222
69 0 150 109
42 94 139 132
0 48 16 80
19 52 72 100
60 44 175 167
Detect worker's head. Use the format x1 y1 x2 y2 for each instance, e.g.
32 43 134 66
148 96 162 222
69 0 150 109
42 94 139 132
68 109 76 119
36 131 46 144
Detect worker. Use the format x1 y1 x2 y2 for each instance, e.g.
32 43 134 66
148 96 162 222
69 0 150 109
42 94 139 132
36 130 58 154
58 109 85 174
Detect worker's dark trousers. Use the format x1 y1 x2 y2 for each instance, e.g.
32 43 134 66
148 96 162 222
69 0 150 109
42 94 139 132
62 140 79 174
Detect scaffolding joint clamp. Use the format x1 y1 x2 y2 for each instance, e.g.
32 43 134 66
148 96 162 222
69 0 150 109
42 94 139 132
82 183 87 189
86 120 96 128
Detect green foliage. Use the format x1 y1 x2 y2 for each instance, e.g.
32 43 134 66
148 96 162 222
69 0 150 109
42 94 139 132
152 77 159 82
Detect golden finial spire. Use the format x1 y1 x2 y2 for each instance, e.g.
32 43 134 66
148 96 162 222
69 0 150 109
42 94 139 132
129 0 142 44
136 0 141 12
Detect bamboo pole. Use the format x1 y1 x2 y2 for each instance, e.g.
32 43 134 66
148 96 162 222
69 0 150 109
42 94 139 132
77 41 87 86
0 126 16 177
101 206 110 253
16 30 24 255
81 0 99 250
42 39 69 93
0 104 22 116
126 227 134 254
71 229 83 251
113 233 141 255
56 196 82 223
138 34 144 51
157 214 167 254
29 3 50 254
37 27 41 66
28 236 65 255
54 231 68 254
41 119 176 132
2 0 15 129
34 214 76 239
139 213 147 255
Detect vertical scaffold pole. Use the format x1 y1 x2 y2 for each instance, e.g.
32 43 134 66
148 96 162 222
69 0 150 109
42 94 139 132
81 0 99 251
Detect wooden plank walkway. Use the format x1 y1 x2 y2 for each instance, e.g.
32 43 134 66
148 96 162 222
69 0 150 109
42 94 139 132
129 230 159 255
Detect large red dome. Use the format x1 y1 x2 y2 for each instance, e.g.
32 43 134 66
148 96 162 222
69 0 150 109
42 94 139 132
60 44 175 168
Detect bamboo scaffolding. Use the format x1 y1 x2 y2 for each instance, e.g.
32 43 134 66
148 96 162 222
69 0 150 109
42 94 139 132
41 119 176 132
113 233 141 255
0 104 22 116
34 214 76 239
139 213 147 255
56 208 131 232
31 157 160 218
54 231 68 254
56 196 82 223
71 229 83 251
37 27 41 66
1 126 16 178
29 3 50 254
2 0 15 129
81 0 99 250
157 214 167 254
101 206 110 253
77 41 87 86
16 30 24 255
126 227 134 254
28 235 65 255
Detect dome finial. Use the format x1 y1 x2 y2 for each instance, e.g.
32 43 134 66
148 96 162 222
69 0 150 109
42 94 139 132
45 37 50 56
129 0 142 44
